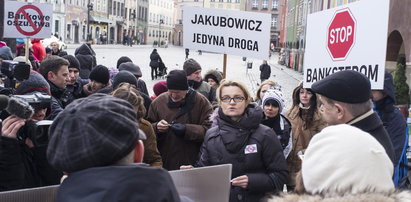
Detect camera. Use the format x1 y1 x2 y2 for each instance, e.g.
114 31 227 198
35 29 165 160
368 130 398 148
3 93 53 147
13 93 52 111
17 120 52 147
0 60 31 82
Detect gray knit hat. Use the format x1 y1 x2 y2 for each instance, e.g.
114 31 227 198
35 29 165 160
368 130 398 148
47 93 146 172
15 71 50 95
183 58 202 76
118 62 142 78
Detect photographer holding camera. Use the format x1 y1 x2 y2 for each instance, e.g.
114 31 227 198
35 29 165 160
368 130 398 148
0 71 62 191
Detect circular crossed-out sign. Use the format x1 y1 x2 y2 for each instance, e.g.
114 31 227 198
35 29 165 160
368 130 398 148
14 5 45 36
246 145 256 153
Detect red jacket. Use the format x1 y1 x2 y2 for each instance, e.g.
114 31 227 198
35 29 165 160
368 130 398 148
31 39 46 62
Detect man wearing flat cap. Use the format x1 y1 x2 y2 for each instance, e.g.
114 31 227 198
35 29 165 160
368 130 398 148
312 70 395 164
47 93 180 202
147 70 213 170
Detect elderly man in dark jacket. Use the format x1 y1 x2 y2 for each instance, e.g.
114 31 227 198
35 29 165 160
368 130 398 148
312 70 396 164
147 70 213 170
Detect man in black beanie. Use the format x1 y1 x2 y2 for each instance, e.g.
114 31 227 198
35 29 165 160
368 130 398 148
183 58 216 102
312 70 395 165
62 55 88 106
83 65 110 96
147 70 213 170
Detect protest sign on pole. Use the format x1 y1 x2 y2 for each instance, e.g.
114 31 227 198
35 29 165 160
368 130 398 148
303 0 389 89
3 1 53 39
183 7 271 60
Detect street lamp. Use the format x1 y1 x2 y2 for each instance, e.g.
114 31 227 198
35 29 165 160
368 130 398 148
87 2 93 41
158 18 164 47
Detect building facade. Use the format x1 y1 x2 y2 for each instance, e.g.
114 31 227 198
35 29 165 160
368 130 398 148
245 0 281 52
204 0 245 10
147 0 174 46
172 0 204 46
65 0 88 44
136 0 149 44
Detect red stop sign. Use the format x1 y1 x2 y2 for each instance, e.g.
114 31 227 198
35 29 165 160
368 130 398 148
326 8 356 61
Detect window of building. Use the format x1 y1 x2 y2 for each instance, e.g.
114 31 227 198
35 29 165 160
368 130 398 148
66 24 71 39
227 0 232 2
113 1 116 15
262 0 268 8
210 0 215 2
108 0 112 15
252 0 258 8
219 0 223 2
271 15 277 28
117 2 120 16
272 0 278 9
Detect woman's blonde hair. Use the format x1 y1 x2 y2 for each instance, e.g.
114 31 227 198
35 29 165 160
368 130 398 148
111 83 145 119
217 79 251 105
255 80 276 101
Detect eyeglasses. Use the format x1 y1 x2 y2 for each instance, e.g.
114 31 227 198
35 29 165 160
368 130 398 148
220 96 245 103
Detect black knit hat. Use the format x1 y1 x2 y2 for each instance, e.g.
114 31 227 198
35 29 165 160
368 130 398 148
47 93 146 172
112 70 138 89
89 65 110 85
311 70 371 103
167 70 188 90
183 58 202 76
116 56 133 69
62 55 80 70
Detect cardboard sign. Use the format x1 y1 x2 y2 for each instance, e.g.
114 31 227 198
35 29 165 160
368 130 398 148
169 164 232 202
3 1 53 38
303 0 389 89
183 7 271 60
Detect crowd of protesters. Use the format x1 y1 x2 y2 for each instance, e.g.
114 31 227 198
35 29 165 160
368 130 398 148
0 39 410 202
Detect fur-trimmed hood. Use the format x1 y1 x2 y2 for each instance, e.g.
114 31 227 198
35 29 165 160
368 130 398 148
204 69 223 84
266 191 411 202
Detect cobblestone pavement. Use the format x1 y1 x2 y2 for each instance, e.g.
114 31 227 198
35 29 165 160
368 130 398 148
66 44 303 109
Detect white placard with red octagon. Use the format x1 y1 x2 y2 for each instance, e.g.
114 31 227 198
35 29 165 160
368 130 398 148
3 1 53 39
303 0 389 89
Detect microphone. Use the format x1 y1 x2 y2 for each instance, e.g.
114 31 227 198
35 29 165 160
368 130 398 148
6 97 34 120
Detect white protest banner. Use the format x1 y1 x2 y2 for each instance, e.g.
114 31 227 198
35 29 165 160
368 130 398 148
169 164 231 202
303 0 389 89
3 1 53 38
183 7 271 60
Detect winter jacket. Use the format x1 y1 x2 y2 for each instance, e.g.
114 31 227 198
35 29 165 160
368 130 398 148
47 81 67 120
75 44 97 79
0 136 62 191
31 39 46 62
259 63 271 80
138 119 163 168
63 78 88 107
261 114 292 158
374 72 407 165
285 107 326 186
196 105 288 202
150 51 161 68
57 164 181 202
147 89 213 170
188 80 216 103
267 191 411 202
349 110 396 164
